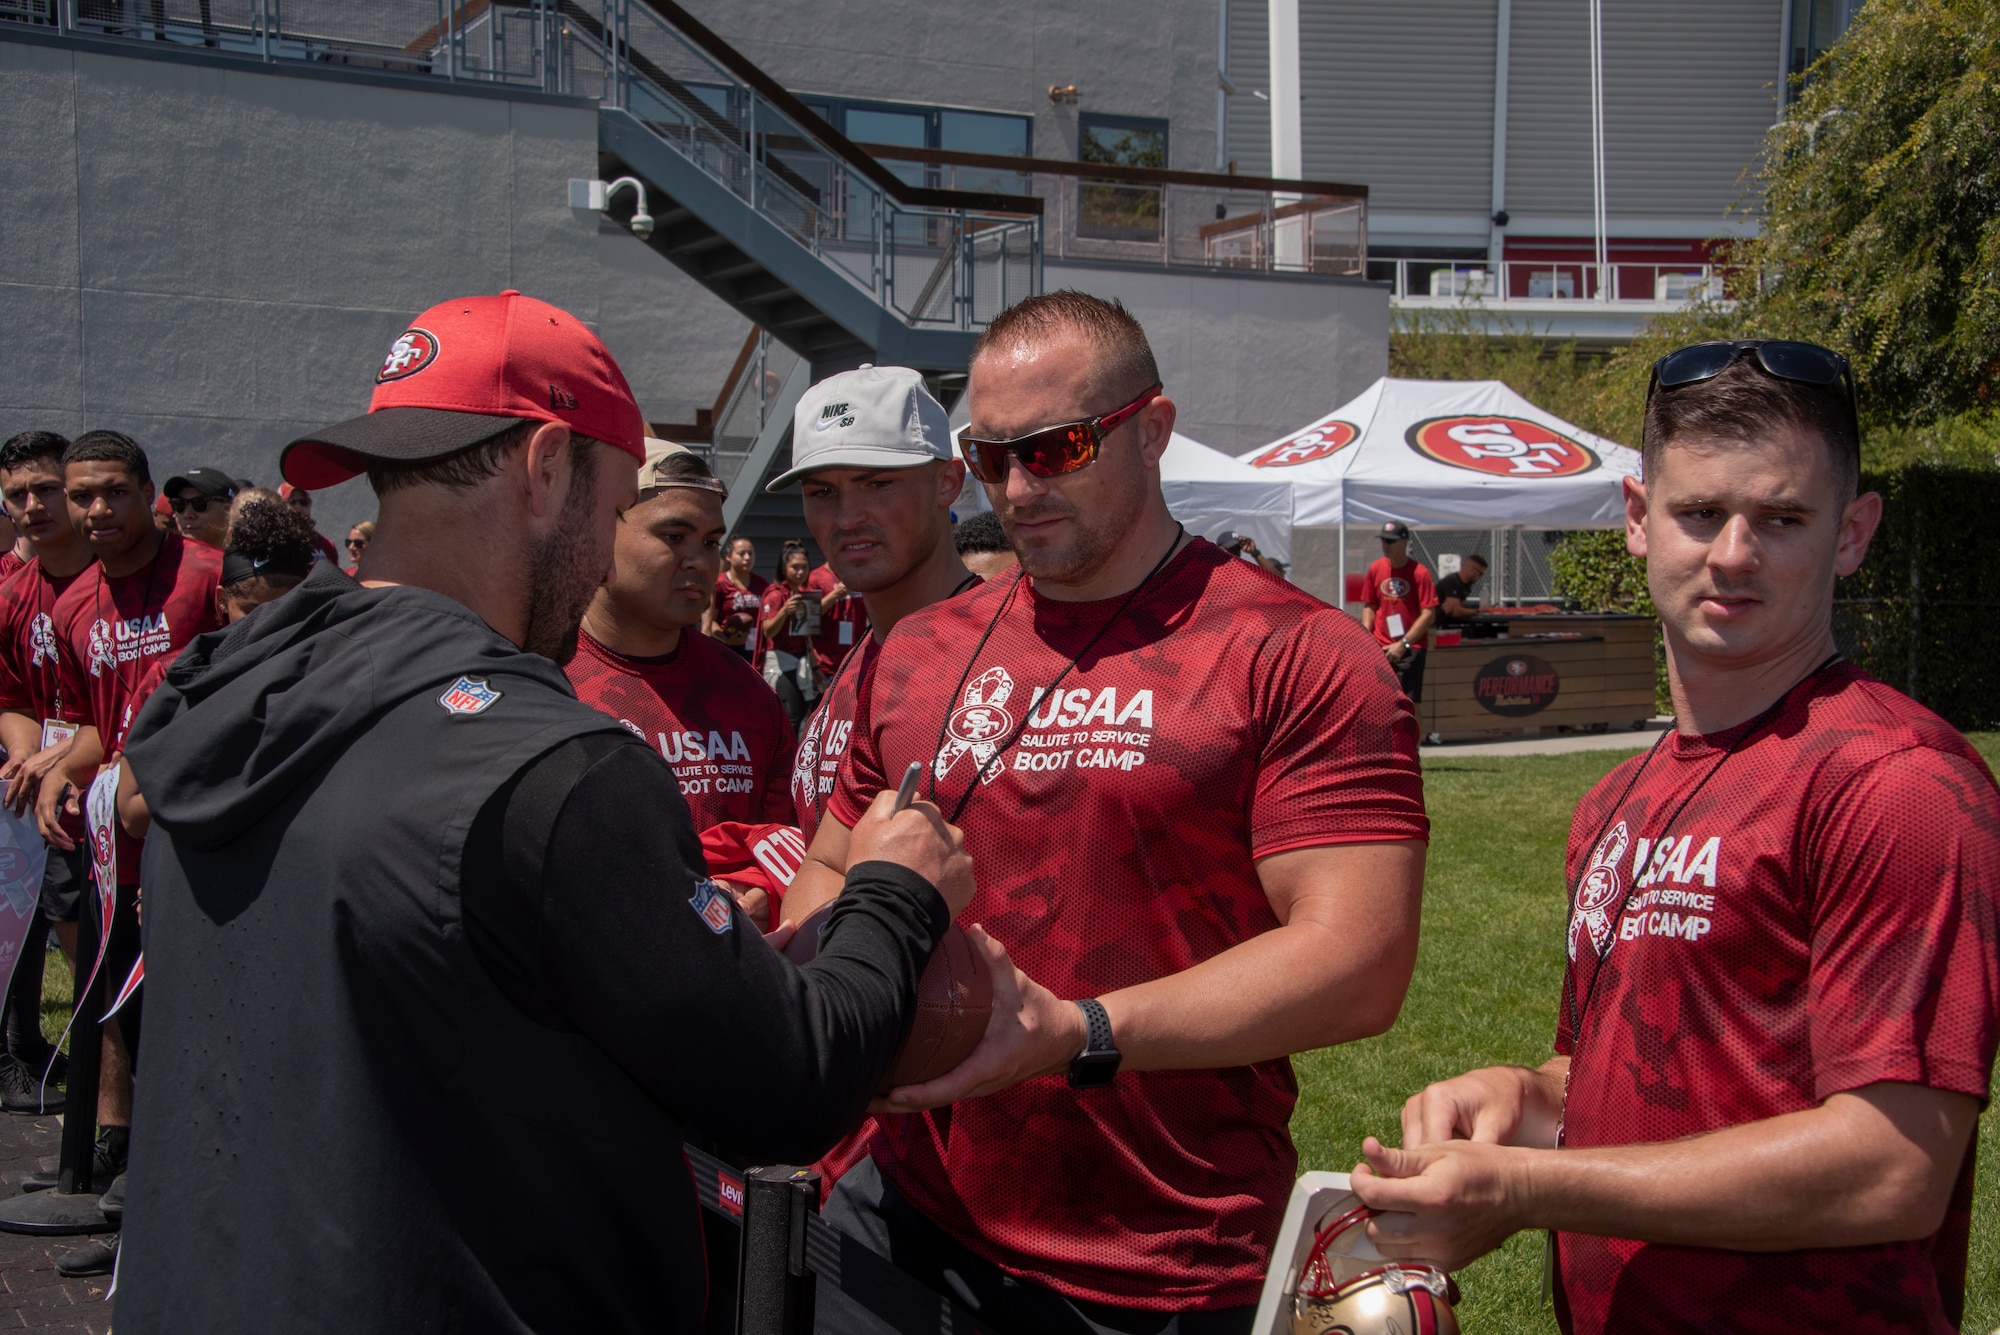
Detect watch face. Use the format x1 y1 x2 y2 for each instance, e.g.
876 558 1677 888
1068 1051 1121 1089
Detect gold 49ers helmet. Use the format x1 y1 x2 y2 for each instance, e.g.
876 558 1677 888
1291 1205 1460 1335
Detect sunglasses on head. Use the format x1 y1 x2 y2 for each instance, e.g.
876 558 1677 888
169 495 224 514
958 383 1162 485
1646 339 1857 433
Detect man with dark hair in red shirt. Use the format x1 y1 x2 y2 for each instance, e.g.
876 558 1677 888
1356 341 2000 1335
0 429 91 1113
1361 521 1438 702
565 441 794 848
794 293 1429 1333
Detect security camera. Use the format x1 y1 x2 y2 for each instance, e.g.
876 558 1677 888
631 211 654 241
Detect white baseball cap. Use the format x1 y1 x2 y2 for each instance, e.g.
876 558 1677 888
766 364 953 491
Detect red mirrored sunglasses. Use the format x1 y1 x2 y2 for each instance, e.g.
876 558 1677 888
958 383 1162 484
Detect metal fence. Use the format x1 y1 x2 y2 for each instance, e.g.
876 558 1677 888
1377 257 1736 307
879 154 1367 279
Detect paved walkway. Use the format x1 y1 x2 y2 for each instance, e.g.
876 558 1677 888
1422 719 1670 757
0 1114 113 1332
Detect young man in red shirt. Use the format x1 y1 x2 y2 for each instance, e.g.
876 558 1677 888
1355 341 2000 1335
765 365 977 847
0 430 93 1112
790 295 1429 1333
1360 521 1438 703
565 442 794 840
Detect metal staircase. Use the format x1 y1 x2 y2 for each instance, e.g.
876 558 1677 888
572 0 1040 374
9 0 1042 376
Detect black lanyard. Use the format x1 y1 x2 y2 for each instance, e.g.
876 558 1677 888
928 527 1184 824
1563 653 1843 1046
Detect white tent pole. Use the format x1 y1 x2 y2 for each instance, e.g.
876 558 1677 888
1338 517 1347 616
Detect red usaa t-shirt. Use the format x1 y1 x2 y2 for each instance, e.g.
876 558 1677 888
564 628 795 831
0 559 95 844
0 558 92 731
54 532 223 884
829 540 1428 1308
805 564 871 678
791 632 877 846
1553 662 2000 1335
53 531 223 753
712 573 769 656
1360 556 1437 646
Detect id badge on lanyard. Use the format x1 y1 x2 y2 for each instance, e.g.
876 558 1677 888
838 620 854 646
40 719 77 751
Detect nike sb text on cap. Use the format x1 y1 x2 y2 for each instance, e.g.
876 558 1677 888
766 364 952 491
281 290 646 489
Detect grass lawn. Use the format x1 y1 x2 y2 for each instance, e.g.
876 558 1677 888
1289 734 2000 1334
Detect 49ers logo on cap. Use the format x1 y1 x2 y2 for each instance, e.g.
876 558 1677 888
376 328 440 383
1250 420 1359 468
1406 416 1599 477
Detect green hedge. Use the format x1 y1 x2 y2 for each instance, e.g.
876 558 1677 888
1838 465 2000 730
1551 467 2000 730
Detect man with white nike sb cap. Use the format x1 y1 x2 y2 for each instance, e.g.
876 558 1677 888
768 365 979 846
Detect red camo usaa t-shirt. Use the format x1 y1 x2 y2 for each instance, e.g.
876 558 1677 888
53 531 223 756
565 628 795 830
0 558 91 727
1554 662 2000 1335
829 539 1427 1307
791 631 876 847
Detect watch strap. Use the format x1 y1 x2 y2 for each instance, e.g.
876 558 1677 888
1076 998 1113 1056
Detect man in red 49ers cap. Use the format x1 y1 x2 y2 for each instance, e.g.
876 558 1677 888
113 291 981 1335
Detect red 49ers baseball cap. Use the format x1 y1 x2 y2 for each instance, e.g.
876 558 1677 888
280 290 646 489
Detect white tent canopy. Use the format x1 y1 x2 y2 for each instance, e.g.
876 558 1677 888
1160 431 1293 563
1236 378 1640 531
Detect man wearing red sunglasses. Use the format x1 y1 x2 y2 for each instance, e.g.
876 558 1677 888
791 291 1429 1332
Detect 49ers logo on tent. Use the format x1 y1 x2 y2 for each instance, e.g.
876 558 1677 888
1249 420 1358 468
1406 416 1599 477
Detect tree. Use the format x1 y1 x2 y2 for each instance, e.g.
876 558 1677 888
1746 0 2000 424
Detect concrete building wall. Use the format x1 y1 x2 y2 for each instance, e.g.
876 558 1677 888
680 0 1222 173
0 37 610 539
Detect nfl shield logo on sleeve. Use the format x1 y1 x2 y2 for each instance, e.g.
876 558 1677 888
688 880 734 934
438 675 502 716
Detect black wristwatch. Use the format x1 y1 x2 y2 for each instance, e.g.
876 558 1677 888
1067 998 1121 1089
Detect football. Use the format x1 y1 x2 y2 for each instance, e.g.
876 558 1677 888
779 903 994 1091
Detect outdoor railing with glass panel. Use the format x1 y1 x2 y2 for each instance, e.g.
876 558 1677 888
1375 258 1740 306
10 0 1042 334
855 145 1370 278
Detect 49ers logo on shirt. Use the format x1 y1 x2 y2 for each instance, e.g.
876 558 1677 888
376 328 440 383
1249 420 1359 468
1406 416 1599 477
935 666 1015 785
1570 821 1628 961
1380 576 1412 599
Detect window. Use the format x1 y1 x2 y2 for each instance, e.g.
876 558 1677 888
1077 113 1168 242
801 96 1031 195
1786 0 1855 100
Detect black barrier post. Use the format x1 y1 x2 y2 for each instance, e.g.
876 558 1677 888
736 1166 820 1335
0 897 112 1235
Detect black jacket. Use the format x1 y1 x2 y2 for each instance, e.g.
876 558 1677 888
116 563 946 1334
